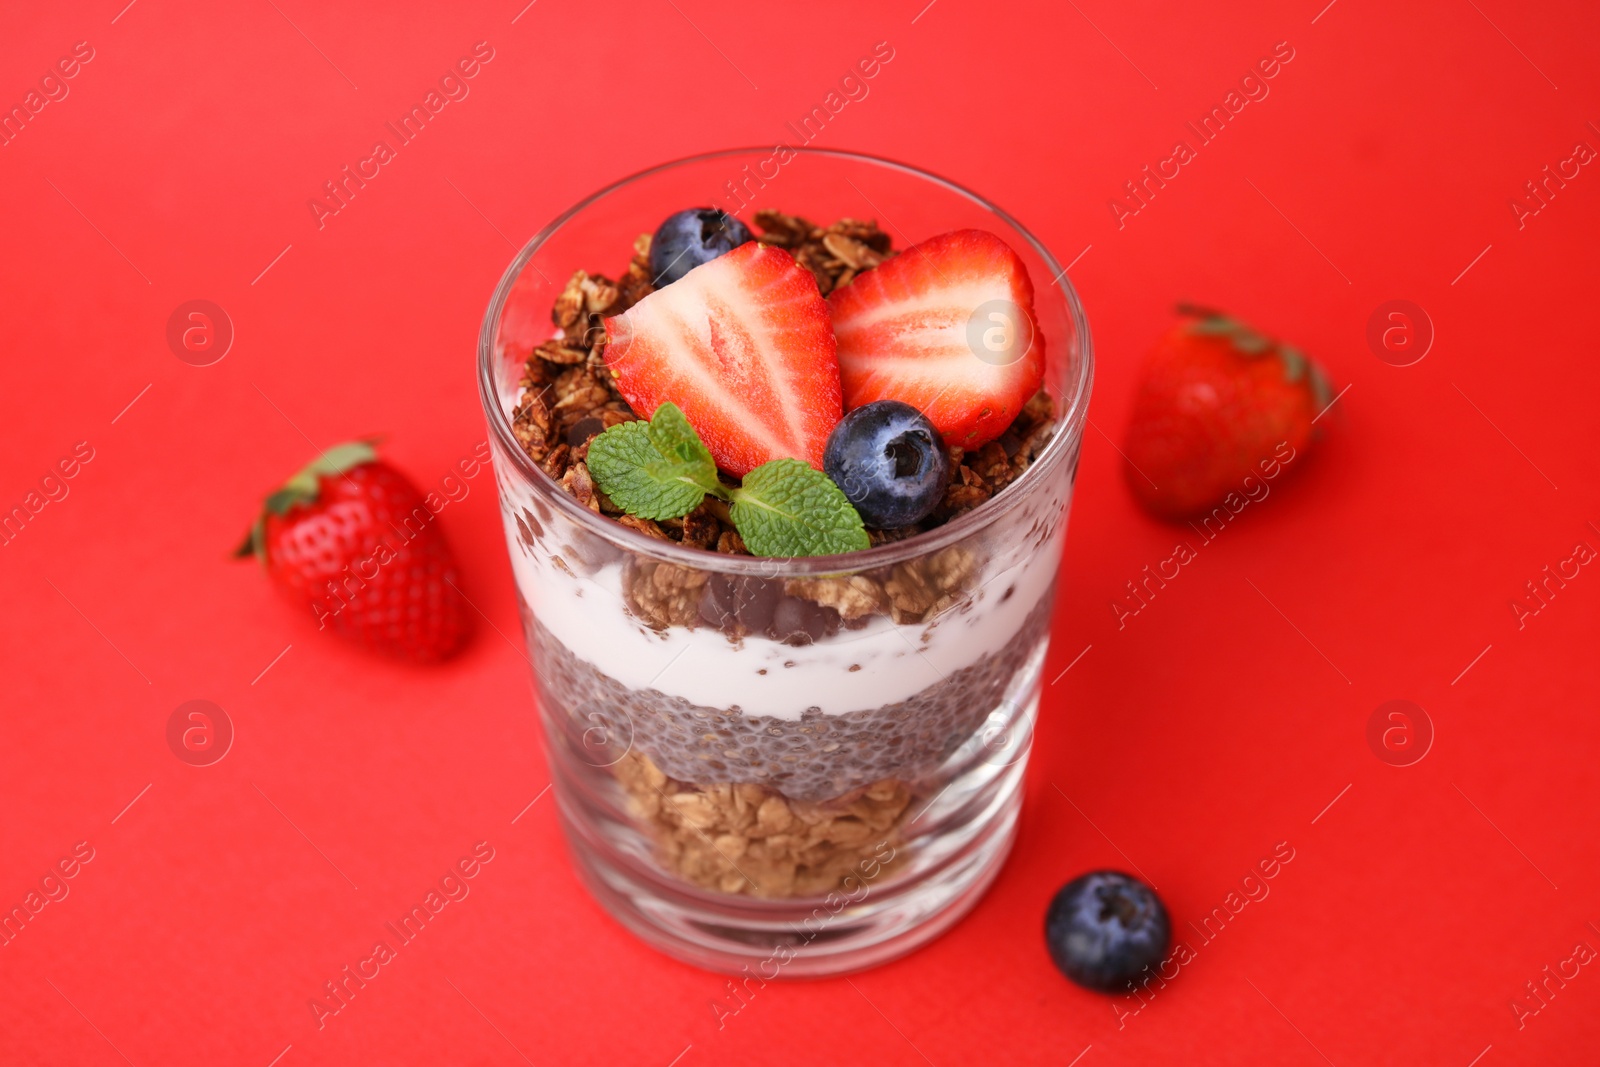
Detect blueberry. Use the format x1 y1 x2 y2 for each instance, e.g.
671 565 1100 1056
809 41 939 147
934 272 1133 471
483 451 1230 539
1045 871 1171 993
823 401 949 528
648 208 752 287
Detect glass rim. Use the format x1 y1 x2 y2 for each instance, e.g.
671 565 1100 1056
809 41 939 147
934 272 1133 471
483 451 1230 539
476 146 1094 576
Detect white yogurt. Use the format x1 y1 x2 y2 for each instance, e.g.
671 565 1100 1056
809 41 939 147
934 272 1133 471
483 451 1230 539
499 489 1063 720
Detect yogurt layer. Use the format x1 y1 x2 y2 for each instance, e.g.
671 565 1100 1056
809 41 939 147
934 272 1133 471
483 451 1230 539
501 493 1064 720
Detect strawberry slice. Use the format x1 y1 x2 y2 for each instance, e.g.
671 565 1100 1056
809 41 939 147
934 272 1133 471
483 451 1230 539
603 242 841 477
829 229 1044 450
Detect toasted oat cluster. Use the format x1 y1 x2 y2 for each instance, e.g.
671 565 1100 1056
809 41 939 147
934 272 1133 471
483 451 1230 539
508 209 1057 557
615 751 909 897
749 209 893 296
621 542 979 636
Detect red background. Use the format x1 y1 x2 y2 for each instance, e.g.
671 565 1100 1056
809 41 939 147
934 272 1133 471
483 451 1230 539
3 0 1597 1063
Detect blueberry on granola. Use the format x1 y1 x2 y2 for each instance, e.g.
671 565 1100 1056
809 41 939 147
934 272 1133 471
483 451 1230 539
824 400 950 528
648 208 753 287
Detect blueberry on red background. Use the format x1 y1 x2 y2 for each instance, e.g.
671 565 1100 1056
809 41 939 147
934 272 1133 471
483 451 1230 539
1045 870 1171 993
648 208 752 286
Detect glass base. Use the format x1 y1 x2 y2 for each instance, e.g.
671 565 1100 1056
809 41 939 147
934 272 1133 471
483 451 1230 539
562 768 1022 978
550 646 1046 978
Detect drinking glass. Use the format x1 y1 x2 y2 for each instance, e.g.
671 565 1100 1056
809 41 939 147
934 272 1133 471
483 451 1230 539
478 148 1092 976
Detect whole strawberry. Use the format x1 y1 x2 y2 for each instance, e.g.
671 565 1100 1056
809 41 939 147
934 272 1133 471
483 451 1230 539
237 441 471 662
1123 305 1333 520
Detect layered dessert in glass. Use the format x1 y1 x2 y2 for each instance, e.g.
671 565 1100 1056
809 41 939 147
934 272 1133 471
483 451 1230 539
478 150 1091 975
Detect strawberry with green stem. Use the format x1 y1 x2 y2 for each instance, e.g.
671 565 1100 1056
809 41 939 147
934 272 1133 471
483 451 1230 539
1123 305 1334 520
236 441 471 663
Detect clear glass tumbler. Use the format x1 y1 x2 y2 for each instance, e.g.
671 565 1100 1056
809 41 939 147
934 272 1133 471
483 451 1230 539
478 149 1092 976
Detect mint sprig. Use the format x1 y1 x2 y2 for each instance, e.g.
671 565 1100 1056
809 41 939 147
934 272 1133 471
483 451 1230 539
586 403 721 520
585 403 869 558
730 459 870 557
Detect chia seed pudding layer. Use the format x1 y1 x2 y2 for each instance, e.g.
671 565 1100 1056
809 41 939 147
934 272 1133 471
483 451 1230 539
526 582 1056 803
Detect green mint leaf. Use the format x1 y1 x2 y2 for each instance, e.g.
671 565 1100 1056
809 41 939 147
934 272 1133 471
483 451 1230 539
645 402 718 476
729 459 870 558
585 403 721 520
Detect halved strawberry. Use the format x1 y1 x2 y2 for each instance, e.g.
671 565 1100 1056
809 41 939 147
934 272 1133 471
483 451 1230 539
829 229 1044 450
603 242 840 476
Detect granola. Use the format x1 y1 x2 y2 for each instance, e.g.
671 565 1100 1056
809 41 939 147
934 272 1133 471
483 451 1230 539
508 209 1056 549
615 751 910 897
508 210 1053 632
